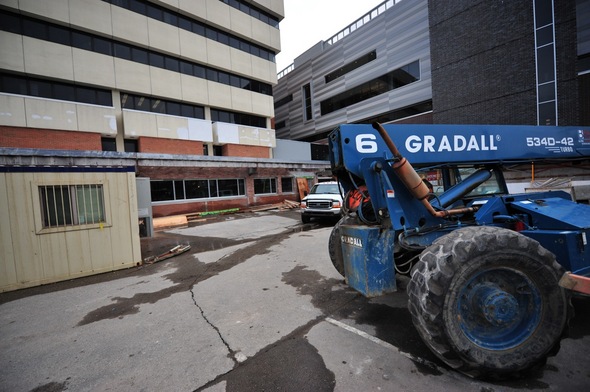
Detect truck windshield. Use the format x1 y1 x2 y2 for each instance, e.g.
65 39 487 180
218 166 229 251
310 184 341 194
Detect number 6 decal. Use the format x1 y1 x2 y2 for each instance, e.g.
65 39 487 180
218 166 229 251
356 134 378 153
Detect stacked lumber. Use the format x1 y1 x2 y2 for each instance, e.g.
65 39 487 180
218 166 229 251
249 200 300 212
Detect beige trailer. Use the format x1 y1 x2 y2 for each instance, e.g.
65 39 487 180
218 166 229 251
0 165 141 292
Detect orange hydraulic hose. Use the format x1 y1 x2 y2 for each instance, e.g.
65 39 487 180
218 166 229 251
372 122 479 218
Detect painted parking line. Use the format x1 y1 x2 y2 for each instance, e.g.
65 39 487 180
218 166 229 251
325 317 446 373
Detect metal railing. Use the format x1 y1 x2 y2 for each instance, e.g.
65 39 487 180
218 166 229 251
277 0 402 79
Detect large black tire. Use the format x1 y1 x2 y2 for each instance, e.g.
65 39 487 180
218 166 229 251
301 214 311 223
407 226 572 379
328 215 357 276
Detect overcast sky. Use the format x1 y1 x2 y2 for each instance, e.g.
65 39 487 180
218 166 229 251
275 0 385 72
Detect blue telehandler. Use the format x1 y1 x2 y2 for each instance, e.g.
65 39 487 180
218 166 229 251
328 122 590 379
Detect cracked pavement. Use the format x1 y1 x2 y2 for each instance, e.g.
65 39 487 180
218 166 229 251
1 210 589 392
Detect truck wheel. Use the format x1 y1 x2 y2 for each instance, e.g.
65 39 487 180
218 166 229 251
301 214 311 223
407 226 571 379
328 215 356 276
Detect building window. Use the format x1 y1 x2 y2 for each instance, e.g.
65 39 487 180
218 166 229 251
533 0 557 125
150 180 175 202
254 178 277 194
124 139 138 153
325 50 377 83
211 109 266 128
150 179 245 202
219 0 280 28
281 177 294 193
101 137 117 152
216 179 245 197
39 185 105 228
213 145 224 156
320 60 420 116
102 0 276 62
303 84 313 121
0 73 113 106
274 94 293 109
0 10 273 96
121 93 205 119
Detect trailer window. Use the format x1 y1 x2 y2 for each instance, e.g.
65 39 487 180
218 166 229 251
39 185 105 228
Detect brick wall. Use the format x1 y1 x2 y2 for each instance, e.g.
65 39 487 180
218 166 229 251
428 0 578 125
0 126 101 150
138 137 204 155
222 143 270 158
139 165 301 217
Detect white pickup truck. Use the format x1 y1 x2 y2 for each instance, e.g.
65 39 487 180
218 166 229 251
300 181 343 223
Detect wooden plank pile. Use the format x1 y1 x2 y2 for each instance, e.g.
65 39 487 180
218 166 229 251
249 199 300 212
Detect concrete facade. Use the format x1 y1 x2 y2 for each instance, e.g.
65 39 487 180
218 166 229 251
0 0 335 220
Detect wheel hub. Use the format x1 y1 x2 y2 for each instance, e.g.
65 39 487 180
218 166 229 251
457 267 542 350
472 283 519 327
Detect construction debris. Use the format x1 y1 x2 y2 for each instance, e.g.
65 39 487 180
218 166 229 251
143 244 191 264
249 200 300 212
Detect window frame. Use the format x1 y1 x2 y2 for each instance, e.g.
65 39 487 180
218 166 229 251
254 178 277 195
280 177 294 193
35 182 110 234
150 178 246 204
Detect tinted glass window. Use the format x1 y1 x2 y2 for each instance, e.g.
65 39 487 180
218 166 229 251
1 75 27 94
114 43 131 60
534 0 553 27
185 180 209 199
76 86 96 104
178 16 191 31
53 84 75 101
167 102 181 116
538 83 555 103
165 57 179 72
124 139 138 152
538 101 556 125
29 80 52 97
0 12 21 33
94 37 112 55
181 104 195 118
180 61 193 75
218 179 244 196
48 25 70 45
72 31 92 50
254 178 276 194
150 181 174 201
101 137 117 152
23 19 46 40
537 45 555 84
281 177 294 193
129 0 146 13
149 52 164 68
164 11 179 25
151 99 166 114
131 48 148 64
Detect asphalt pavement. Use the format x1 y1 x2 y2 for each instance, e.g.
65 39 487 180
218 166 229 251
1 210 589 392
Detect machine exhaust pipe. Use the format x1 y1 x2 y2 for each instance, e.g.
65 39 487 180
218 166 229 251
371 122 479 218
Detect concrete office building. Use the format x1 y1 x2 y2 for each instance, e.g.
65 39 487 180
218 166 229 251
274 0 590 144
0 0 332 221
